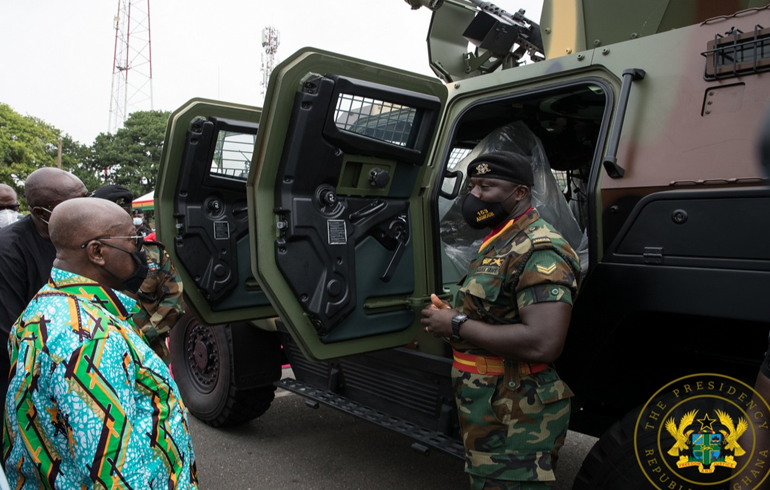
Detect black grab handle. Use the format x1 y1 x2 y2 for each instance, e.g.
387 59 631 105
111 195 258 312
603 68 646 179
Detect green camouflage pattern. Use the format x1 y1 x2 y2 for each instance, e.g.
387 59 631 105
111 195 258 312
468 474 552 490
129 242 184 361
454 366 573 482
454 207 581 354
452 208 580 482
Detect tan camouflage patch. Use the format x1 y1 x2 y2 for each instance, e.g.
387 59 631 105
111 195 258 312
464 279 487 298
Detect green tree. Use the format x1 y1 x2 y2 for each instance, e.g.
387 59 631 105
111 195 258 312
0 103 88 210
87 110 170 199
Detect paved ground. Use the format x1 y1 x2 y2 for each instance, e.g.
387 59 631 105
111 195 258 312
188 371 598 489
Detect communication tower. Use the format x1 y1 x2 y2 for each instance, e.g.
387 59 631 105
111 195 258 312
108 0 154 134
261 26 280 100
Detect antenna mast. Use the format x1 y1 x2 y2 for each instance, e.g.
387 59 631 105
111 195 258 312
261 26 280 100
108 0 154 134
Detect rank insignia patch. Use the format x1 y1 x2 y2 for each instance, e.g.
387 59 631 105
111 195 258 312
482 258 503 267
536 264 557 275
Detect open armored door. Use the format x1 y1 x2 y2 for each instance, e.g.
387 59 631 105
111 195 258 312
251 49 447 361
157 100 275 324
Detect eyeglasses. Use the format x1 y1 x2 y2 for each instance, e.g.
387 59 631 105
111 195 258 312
80 235 144 251
0 204 19 212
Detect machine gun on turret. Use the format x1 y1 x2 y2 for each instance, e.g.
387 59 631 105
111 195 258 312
404 0 544 82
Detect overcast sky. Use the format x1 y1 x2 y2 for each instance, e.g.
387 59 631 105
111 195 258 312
0 0 542 145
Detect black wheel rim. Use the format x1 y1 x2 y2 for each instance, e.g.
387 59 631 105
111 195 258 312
184 320 220 394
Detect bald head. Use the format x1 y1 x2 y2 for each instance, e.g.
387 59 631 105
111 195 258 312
0 184 17 204
25 167 87 208
49 198 137 288
50 198 131 253
24 167 88 239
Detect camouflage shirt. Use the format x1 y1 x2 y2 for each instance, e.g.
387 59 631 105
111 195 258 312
452 207 581 483
128 241 184 361
454 207 581 354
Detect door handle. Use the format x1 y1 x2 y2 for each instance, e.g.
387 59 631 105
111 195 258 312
380 227 409 283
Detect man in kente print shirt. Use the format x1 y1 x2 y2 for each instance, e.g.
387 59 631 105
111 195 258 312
3 197 197 489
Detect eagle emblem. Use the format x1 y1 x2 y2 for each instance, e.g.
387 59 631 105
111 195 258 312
475 163 491 175
665 409 698 456
665 409 743 473
715 409 748 457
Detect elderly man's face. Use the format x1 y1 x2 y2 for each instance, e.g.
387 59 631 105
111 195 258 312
97 220 144 284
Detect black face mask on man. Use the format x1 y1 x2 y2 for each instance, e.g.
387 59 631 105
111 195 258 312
99 242 149 294
460 188 519 230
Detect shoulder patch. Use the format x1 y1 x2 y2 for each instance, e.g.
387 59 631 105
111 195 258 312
531 236 552 251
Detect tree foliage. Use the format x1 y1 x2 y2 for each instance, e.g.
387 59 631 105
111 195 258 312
0 105 170 209
86 110 170 199
0 104 61 208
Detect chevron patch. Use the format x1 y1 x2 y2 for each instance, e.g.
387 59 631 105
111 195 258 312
536 264 557 275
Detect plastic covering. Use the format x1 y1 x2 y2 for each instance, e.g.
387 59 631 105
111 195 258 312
439 122 587 279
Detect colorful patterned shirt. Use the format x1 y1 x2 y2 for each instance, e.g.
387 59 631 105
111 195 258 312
3 268 198 489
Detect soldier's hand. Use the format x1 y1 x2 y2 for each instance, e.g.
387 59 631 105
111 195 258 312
421 298 455 338
429 293 451 310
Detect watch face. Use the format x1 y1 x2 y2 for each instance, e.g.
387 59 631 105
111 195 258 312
452 314 467 340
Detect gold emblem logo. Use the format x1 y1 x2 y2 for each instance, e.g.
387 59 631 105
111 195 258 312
634 373 770 489
475 163 491 175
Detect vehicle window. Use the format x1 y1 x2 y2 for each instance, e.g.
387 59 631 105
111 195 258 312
335 94 415 146
437 83 609 281
209 130 256 181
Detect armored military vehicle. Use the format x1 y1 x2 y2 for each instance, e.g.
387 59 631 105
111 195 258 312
156 0 770 487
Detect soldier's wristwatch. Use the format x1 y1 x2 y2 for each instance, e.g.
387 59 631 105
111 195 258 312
451 313 468 340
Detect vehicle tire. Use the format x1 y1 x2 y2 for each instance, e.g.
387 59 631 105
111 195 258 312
169 313 276 427
572 408 652 490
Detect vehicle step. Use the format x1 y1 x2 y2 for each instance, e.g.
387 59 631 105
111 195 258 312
275 377 464 460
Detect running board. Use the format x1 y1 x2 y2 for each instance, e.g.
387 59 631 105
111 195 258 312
275 377 464 460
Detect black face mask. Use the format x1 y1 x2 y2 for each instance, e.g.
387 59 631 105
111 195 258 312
461 192 515 230
100 243 149 294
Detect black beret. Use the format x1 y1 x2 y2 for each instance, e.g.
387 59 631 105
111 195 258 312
92 185 135 207
466 151 534 187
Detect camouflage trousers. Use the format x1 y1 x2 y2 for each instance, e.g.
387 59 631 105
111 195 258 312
452 364 573 483
469 474 553 490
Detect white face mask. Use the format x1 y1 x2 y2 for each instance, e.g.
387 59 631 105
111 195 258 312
133 217 144 226
0 209 18 227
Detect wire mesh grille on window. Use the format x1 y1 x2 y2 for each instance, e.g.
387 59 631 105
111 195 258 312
448 148 472 170
210 131 255 181
334 94 415 146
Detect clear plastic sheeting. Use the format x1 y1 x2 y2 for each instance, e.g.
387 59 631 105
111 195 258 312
439 122 587 278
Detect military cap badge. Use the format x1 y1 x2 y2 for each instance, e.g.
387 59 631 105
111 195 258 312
116 197 127 206
475 163 491 175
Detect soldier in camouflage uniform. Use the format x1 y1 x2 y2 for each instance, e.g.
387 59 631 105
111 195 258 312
421 151 581 490
92 185 184 361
